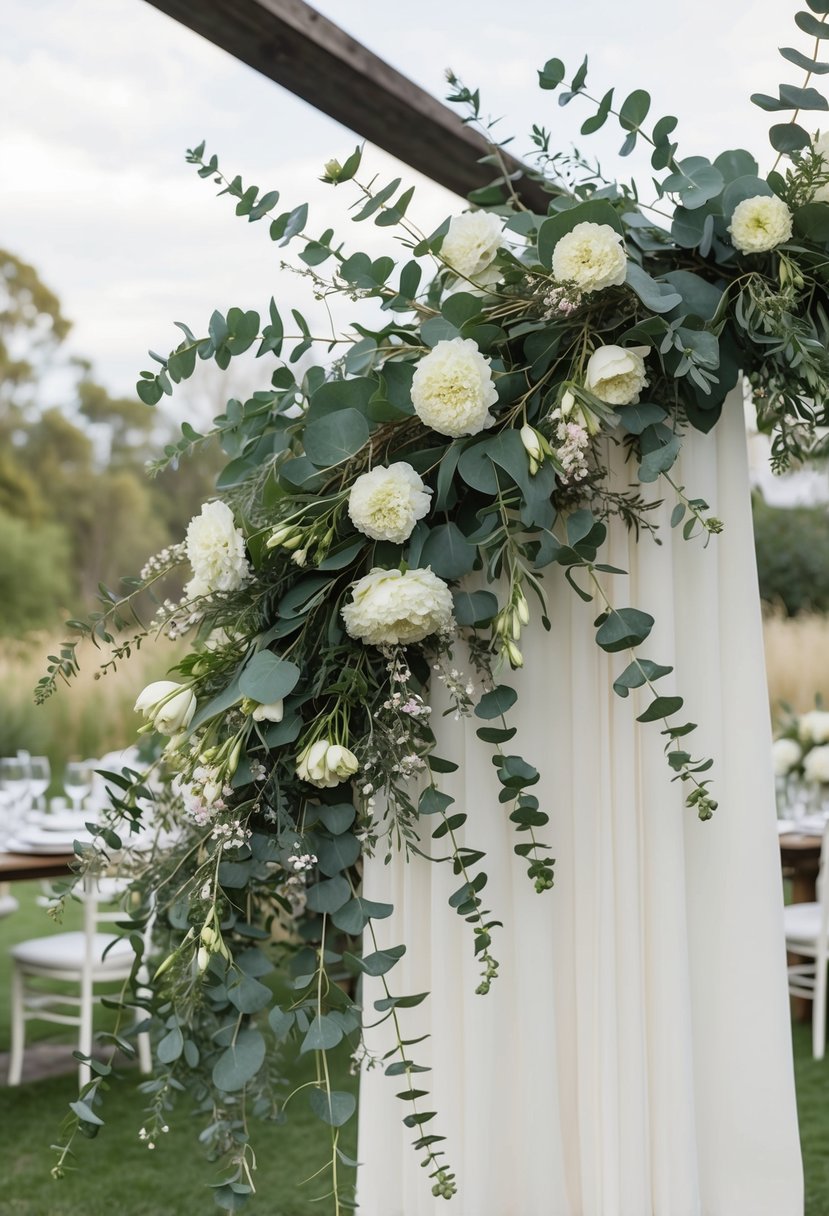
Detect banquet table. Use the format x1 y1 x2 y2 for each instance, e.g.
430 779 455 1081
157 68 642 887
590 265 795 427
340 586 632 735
0 850 77 883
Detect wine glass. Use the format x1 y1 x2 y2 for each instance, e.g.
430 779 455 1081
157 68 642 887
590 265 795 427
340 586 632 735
0 757 31 811
28 756 51 812
63 761 93 814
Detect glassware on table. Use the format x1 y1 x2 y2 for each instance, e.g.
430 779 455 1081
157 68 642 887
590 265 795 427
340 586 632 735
0 757 32 809
28 756 51 812
63 761 93 814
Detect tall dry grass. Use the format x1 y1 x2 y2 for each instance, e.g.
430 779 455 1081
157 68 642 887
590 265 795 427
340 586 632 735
0 634 182 780
763 610 829 721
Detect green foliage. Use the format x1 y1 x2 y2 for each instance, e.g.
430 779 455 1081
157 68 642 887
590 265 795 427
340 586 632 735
0 509 71 635
753 494 829 615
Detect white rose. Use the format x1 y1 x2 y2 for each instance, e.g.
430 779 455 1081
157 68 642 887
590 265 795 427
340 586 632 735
251 699 284 723
798 709 829 745
348 462 432 544
134 680 197 736
440 211 504 281
342 566 455 647
585 345 649 406
772 737 802 777
804 744 829 785
551 222 627 293
296 739 359 788
728 195 792 254
411 337 498 438
185 500 250 598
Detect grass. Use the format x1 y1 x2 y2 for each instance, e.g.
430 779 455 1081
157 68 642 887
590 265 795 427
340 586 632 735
764 609 829 719
0 884 356 1216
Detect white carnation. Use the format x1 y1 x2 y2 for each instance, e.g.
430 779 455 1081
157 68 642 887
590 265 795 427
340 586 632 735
798 709 829 745
772 737 802 777
728 195 792 254
348 462 432 544
185 501 250 597
411 337 498 438
552 222 627 293
804 743 829 785
585 345 649 406
342 567 455 647
440 211 504 281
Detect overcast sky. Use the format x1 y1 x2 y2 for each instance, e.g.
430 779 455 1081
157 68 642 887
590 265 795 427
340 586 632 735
2 0 802 403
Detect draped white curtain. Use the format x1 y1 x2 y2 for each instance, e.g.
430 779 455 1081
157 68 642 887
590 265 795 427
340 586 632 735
357 387 803 1216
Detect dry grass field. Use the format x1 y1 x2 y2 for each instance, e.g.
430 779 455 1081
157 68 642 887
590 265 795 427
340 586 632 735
763 610 829 722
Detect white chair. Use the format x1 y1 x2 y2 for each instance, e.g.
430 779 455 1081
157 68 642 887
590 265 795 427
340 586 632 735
8 875 152 1087
784 820 829 1059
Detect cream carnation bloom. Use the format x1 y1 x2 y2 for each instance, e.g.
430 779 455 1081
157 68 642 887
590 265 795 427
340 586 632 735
342 567 455 646
772 737 802 777
728 194 793 254
185 501 250 597
804 743 829 785
585 345 649 406
411 337 498 438
551 222 627 293
440 211 504 281
348 462 432 544
134 680 197 736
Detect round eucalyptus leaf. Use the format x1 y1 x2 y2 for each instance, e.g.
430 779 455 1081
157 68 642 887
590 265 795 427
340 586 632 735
212 1027 266 1093
238 651 300 703
303 408 369 467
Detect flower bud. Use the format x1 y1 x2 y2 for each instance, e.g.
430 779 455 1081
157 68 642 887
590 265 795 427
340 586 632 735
134 681 197 737
520 424 543 463
515 591 530 626
197 946 210 972
504 639 524 668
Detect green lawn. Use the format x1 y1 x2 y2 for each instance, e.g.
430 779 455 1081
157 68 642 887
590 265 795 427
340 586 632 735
0 885 826 1214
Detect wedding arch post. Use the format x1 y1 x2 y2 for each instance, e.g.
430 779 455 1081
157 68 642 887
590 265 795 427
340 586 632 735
141 0 551 212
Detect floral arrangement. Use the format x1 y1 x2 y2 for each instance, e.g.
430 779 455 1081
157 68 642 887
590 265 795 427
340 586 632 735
39 7 829 1211
773 705 829 794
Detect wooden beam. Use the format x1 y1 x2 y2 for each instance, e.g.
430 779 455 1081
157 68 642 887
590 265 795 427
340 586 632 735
143 0 550 212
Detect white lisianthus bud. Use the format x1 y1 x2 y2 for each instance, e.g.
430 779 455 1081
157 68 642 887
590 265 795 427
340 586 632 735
292 548 308 567
251 699 285 723
504 639 524 668
134 681 197 736
296 740 359 788
197 946 210 972
515 591 530 626
322 158 342 182
200 924 216 946
520 425 544 475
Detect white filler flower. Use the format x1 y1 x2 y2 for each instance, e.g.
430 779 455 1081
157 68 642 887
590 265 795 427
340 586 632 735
411 337 498 437
185 500 250 597
728 195 793 254
342 567 455 646
440 211 504 280
585 345 649 405
134 680 197 736
348 462 432 544
772 737 802 777
804 744 829 785
552 222 627 293
296 740 359 788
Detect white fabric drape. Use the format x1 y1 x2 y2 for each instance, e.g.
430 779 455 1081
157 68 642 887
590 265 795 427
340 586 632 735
357 388 803 1216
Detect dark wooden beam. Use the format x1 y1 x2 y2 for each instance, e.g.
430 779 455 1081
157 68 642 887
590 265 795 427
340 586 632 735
143 0 550 212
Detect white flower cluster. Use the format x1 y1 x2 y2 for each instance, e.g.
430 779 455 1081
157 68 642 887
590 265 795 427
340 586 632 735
542 283 582 318
342 567 455 646
288 848 318 873
554 418 591 483
296 739 359 788
805 745 829 785
139 542 186 582
585 345 649 406
440 210 504 282
552 222 627 293
728 194 793 254
185 501 251 598
411 337 498 437
772 737 802 777
382 688 432 719
211 820 252 849
348 462 432 544
799 709 829 744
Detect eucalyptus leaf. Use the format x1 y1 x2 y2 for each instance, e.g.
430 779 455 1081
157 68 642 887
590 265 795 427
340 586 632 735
212 1028 266 1093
